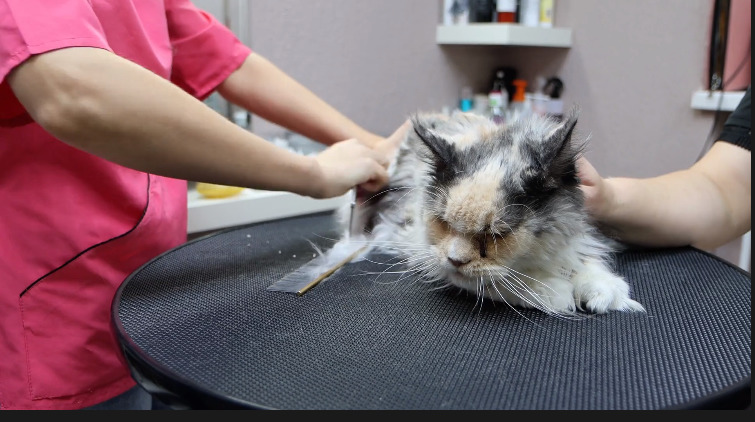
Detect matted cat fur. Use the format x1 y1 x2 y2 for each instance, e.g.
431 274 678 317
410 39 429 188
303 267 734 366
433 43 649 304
317 108 644 317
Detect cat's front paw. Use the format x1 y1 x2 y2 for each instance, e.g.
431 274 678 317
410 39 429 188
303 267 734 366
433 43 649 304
572 260 645 314
578 287 645 314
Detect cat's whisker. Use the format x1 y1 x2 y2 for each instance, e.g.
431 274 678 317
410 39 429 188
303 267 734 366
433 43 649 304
502 273 566 318
491 275 547 322
364 251 438 286
489 270 540 304
358 186 414 205
405 259 441 281
428 280 454 291
487 267 579 320
494 234 517 258
502 266 560 295
485 269 546 327
384 259 428 273
382 186 427 209
367 240 430 248
365 257 430 284
501 202 536 217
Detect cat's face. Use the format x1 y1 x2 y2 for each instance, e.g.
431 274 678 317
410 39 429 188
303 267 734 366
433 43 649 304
407 110 583 290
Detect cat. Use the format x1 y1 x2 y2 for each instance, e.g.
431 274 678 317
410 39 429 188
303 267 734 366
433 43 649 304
323 107 645 317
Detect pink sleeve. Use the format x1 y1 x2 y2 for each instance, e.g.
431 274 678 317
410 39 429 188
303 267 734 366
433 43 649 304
165 0 252 100
0 0 112 121
0 0 112 85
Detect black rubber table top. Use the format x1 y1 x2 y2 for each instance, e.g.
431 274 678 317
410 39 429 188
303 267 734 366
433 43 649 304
112 212 751 410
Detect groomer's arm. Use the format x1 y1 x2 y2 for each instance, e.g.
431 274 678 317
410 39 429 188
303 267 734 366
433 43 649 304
579 142 751 250
8 47 388 198
216 52 384 148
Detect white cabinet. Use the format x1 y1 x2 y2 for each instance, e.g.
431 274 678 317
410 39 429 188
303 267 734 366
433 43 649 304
188 188 348 234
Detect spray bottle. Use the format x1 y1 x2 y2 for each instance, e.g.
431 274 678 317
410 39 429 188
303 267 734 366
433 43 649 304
507 79 530 123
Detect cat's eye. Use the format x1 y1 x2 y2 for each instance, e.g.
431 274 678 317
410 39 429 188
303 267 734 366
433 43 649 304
477 234 487 258
477 231 505 258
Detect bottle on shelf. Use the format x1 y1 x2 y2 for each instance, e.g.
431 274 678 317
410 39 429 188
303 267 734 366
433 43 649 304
444 0 470 25
519 0 541 27
507 79 530 122
490 67 517 105
488 72 509 124
459 86 474 112
528 76 550 117
542 76 565 120
539 0 555 27
488 91 506 124
495 0 518 23
473 93 489 115
468 0 496 23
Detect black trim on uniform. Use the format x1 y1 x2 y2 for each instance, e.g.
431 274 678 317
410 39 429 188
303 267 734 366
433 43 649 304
20 174 152 297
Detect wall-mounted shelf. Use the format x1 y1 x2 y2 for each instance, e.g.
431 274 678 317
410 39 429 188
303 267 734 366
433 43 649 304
436 23 572 47
690 90 746 112
188 187 348 234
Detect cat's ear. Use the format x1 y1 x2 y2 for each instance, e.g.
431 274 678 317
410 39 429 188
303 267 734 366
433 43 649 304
542 106 582 167
410 114 455 165
537 106 583 186
410 114 458 185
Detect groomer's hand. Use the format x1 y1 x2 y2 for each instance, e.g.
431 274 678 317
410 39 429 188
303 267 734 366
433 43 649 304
373 120 411 161
309 138 389 199
354 120 410 200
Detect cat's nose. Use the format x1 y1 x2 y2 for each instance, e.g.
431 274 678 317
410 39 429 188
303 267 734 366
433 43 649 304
447 257 469 267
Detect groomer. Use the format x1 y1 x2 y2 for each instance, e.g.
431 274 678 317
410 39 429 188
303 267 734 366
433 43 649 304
0 0 405 410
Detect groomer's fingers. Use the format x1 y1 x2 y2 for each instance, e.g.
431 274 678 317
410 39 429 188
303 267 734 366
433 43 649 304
312 139 391 197
358 161 390 193
374 120 410 164
387 120 410 146
351 137 389 164
368 144 390 168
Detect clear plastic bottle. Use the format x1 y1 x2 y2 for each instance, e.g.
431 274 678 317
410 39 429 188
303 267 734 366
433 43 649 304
488 68 509 123
488 91 507 124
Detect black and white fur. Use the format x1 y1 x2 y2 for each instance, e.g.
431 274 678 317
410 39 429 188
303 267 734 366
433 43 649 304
323 108 644 317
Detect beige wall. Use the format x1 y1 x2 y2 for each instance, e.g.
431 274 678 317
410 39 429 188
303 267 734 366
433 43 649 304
194 0 748 267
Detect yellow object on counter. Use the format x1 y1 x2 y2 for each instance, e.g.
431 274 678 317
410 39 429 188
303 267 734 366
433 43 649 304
196 183 245 199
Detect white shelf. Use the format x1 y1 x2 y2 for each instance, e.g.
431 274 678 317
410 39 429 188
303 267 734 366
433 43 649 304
187 188 348 234
690 90 746 112
436 23 572 47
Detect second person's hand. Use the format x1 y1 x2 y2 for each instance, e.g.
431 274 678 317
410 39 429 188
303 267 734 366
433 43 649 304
577 156 615 222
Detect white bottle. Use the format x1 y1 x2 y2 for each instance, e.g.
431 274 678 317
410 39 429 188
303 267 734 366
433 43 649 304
519 0 541 27
473 93 490 116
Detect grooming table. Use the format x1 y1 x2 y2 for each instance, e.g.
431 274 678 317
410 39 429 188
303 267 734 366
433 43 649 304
112 212 751 410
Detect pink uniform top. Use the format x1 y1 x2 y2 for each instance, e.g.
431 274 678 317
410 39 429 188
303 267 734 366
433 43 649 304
0 0 251 410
